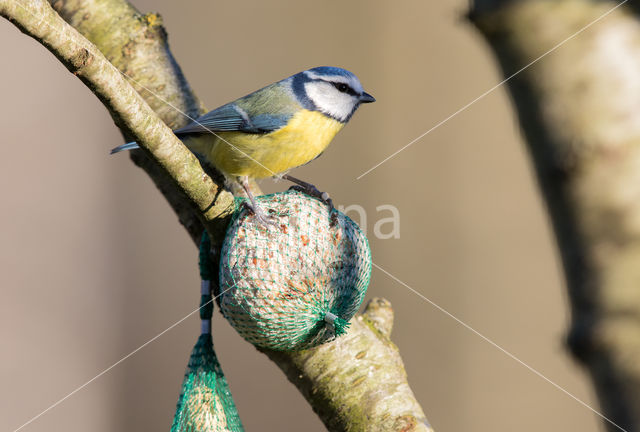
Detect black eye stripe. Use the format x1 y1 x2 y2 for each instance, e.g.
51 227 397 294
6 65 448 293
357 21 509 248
332 82 358 96
317 79 358 96
313 78 359 96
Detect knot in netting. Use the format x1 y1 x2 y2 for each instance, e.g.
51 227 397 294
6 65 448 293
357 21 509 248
219 190 372 351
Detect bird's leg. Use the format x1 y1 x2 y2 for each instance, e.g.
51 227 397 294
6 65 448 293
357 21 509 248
282 174 337 225
238 176 276 226
282 174 334 210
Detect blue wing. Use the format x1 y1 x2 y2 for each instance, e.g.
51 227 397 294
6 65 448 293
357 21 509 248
173 81 300 136
110 79 302 154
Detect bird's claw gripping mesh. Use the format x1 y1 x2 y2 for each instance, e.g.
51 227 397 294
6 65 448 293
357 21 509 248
219 189 372 351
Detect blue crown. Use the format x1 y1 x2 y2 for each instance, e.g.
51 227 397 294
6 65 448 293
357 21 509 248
307 66 356 79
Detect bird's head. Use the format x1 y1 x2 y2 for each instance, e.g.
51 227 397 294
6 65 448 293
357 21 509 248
292 66 375 123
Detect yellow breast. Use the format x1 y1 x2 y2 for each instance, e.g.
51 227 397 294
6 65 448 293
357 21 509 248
206 110 344 179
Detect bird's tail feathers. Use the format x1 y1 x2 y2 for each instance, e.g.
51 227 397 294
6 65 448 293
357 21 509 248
110 141 140 154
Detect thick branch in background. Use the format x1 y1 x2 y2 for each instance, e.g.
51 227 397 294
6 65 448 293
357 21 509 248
471 0 640 430
1 0 430 430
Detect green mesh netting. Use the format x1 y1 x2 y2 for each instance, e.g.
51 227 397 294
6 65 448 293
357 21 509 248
170 334 244 432
219 189 372 351
170 234 244 432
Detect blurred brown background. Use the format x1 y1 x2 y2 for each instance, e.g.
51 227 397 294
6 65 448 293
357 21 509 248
0 1 603 431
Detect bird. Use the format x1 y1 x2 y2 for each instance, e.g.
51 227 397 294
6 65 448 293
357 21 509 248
111 66 375 225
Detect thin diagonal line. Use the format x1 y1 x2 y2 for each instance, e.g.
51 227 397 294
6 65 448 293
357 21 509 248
13 0 276 177
372 262 627 432
356 0 630 180
10 287 231 432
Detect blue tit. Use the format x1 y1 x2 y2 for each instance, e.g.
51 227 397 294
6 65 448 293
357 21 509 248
111 66 375 224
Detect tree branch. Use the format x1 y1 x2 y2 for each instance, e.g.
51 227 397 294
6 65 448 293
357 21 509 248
1 0 430 430
0 0 235 242
470 1 640 429
265 298 432 432
48 0 216 242
47 0 262 243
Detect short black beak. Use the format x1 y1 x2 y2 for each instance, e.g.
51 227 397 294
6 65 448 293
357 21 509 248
359 92 375 103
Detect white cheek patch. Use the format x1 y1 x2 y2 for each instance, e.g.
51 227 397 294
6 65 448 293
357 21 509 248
305 81 356 122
